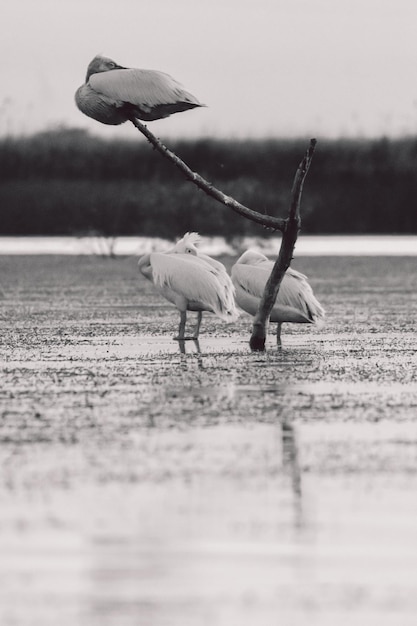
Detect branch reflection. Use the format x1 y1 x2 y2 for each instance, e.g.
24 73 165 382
281 417 303 528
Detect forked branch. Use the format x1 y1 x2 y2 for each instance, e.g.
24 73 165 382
249 139 317 351
130 117 316 352
129 117 286 231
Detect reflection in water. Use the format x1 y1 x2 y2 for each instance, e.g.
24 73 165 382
17 418 417 626
82 364 308 623
252 353 322 374
281 417 304 528
177 338 201 354
178 338 204 370
83 420 309 625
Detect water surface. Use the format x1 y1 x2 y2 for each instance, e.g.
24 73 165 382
0 235 416 256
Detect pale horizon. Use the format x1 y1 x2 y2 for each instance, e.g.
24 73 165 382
2 0 417 141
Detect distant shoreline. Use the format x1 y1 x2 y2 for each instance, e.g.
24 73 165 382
0 235 416 256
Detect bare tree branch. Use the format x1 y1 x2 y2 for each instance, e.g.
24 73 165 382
129 117 286 231
249 139 317 352
129 117 316 352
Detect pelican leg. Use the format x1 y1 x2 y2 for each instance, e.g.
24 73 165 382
177 339 201 356
174 311 187 340
193 339 201 354
276 323 282 348
174 311 200 341
192 311 203 339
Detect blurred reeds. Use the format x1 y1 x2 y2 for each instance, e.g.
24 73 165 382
1 128 416 238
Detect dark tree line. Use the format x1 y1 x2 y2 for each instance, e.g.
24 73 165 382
0 128 416 237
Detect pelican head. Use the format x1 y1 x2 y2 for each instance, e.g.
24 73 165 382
236 249 269 266
170 232 201 256
85 55 126 81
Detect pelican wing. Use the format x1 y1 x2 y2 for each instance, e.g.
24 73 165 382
150 253 238 321
232 262 325 323
168 231 237 313
196 253 237 314
260 264 315 307
281 267 325 323
232 263 270 299
90 69 201 110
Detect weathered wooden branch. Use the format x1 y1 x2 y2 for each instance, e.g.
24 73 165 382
249 139 317 352
129 117 315 352
129 117 286 231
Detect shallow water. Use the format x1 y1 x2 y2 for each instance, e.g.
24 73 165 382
2 421 417 626
1 255 417 625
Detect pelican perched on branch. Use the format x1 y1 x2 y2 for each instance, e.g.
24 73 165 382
75 55 204 125
231 250 325 346
138 233 239 340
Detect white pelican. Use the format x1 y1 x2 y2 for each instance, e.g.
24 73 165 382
75 55 204 125
231 250 325 346
138 233 239 340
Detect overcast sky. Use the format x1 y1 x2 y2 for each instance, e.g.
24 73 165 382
2 0 417 140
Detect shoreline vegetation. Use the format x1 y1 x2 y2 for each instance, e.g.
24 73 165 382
1 128 416 238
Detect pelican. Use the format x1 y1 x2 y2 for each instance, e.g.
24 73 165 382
75 55 204 125
138 233 239 340
231 250 325 346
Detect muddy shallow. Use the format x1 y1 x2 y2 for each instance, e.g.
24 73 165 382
0 254 416 625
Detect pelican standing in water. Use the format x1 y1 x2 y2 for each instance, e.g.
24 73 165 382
75 55 204 125
138 233 239 340
231 250 325 346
